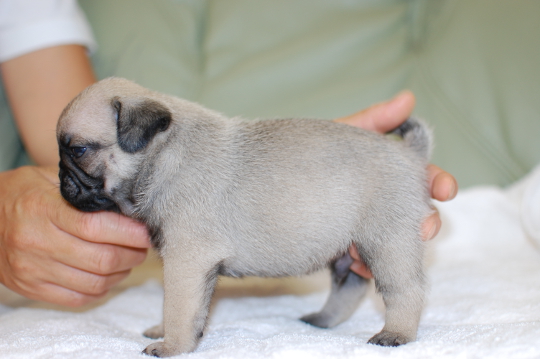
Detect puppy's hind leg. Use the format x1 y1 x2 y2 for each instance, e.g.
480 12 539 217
301 252 368 328
364 237 426 347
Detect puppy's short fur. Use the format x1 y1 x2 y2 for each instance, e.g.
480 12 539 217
57 77 433 357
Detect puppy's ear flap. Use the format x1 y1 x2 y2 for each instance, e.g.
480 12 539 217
113 97 172 153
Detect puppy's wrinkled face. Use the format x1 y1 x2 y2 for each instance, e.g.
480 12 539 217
57 78 172 215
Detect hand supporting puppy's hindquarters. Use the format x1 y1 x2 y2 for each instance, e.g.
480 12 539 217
336 91 458 279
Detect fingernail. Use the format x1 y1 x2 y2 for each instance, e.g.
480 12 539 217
391 89 411 102
427 223 437 240
422 213 438 241
449 182 458 200
387 90 413 115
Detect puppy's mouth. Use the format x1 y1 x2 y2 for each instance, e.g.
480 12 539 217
59 161 119 213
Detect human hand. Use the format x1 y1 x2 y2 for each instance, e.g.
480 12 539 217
335 91 458 278
0 166 151 307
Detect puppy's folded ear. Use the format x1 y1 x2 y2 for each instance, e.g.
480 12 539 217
113 97 172 153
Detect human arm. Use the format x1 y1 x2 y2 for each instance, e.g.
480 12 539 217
0 44 95 166
335 91 458 278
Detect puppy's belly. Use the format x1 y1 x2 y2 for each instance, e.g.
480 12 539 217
218 236 349 278
219 257 331 278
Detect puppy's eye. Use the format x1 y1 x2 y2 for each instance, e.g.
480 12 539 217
70 146 87 159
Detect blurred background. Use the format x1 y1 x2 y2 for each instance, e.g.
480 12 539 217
2 0 540 188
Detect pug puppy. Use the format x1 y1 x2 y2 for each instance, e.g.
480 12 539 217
57 77 433 357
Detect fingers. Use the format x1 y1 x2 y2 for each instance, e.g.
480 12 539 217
422 164 458 240
1 237 137 306
18 282 108 308
17 276 120 307
49 207 151 249
40 207 148 281
53 234 148 275
48 262 132 297
335 90 416 133
19 260 131 298
422 208 442 241
63 208 150 249
348 245 373 279
428 164 458 202
421 163 458 241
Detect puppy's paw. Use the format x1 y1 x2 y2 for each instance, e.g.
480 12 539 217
143 324 164 339
142 342 180 358
300 312 332 328
368 330 413 347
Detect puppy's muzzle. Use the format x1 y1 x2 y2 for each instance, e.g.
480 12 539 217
59 160 118 212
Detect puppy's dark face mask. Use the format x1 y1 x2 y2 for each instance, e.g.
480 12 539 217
57 91 172 215
58 138 119 212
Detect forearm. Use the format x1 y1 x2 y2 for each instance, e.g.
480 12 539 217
0 45 96 166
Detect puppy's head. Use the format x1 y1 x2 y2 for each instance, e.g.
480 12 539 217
57 77 172 215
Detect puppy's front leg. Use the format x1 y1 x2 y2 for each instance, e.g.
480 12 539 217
143 253 219 357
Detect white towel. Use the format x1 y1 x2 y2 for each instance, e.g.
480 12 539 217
1 184 539 358
520 164 540 250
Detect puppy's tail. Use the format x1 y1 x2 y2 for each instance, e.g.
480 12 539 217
390 117 433 160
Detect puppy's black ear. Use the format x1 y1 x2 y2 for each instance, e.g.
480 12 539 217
113 97 172 153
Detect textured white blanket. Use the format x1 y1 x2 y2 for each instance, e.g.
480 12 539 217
1 181 539 358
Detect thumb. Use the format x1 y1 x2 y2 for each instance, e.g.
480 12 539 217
335 90 416 133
